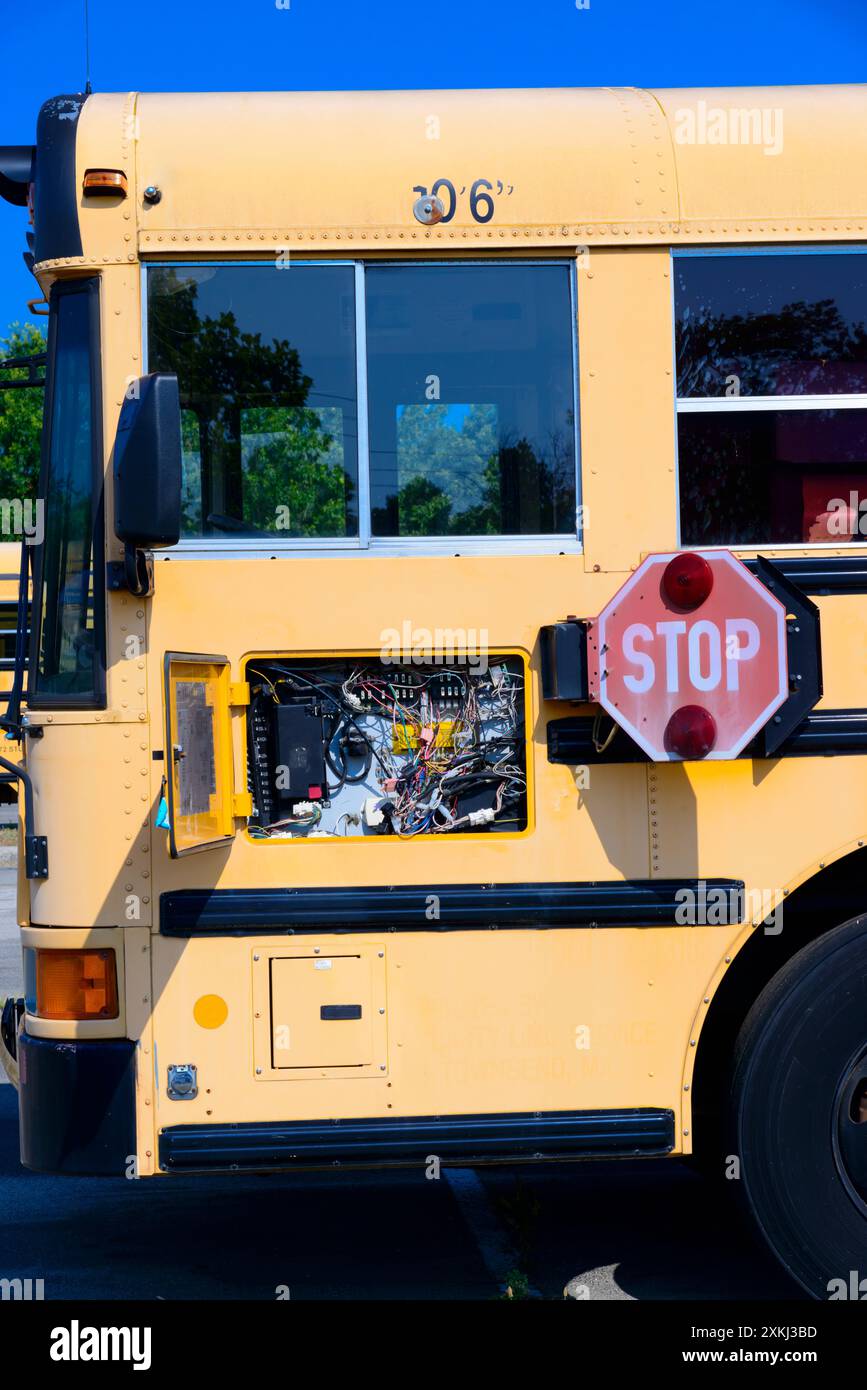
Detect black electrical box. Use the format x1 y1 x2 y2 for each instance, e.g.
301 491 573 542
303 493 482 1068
273 703 327 804
540 621 589 702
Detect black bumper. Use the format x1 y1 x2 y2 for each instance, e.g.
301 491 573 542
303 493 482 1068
18 1031 137 1175
159 1108 675 1173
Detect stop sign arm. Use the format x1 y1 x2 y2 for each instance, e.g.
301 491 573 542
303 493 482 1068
750 557 823 757
541 553 821 762
579 550 802 762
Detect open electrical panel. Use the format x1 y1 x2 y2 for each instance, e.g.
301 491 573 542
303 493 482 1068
244 656 528 839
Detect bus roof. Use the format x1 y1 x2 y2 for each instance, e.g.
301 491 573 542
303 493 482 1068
19 85 867 269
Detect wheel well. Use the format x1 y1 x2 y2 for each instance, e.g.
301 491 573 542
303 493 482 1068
692 845 867 1161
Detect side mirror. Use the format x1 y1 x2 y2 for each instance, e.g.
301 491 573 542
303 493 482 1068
113 373 182 548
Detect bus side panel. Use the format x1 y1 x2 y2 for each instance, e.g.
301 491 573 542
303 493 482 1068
147 925 738 1154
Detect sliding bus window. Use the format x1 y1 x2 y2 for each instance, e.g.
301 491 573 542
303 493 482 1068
675 249 867 546
365 263 577 537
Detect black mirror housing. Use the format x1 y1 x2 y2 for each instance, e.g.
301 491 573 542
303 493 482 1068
113 373 182 548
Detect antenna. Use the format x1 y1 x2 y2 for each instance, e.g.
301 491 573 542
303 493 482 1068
84 0 92 95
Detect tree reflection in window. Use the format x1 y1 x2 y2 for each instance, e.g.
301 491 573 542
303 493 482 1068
147 267 357 538
675 252 867 396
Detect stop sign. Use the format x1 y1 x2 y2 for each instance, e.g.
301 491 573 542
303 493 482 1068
587 551 789 761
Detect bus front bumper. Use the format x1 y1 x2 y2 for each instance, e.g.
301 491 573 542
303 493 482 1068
16 1030 137 1175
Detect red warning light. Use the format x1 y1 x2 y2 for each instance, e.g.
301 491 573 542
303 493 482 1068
664 704 717 759
662 553 714 610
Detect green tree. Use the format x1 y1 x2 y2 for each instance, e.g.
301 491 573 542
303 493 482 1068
148 269 351 537
0 322 45 501
378 402 573 536
381 402 500 535
677 296 867 397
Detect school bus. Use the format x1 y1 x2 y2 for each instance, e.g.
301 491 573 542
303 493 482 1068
1 85 867 1300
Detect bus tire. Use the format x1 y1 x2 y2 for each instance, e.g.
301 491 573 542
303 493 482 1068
728 914 867 1299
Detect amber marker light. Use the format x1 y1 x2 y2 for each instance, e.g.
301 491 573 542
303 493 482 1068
662 552 713 610
82 169 128 197
35 949 119 1020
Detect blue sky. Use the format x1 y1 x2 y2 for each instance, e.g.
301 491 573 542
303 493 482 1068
1 0 866 336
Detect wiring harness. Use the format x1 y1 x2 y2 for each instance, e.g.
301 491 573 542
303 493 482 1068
246 659 526 838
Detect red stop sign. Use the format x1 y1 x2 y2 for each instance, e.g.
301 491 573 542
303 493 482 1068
587 551 788 761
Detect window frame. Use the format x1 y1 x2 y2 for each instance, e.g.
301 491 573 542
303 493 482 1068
672 245 867 551
28 276 106 710
141 257 582 557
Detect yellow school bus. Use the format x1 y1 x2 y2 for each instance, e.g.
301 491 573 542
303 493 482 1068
2 85 867 1299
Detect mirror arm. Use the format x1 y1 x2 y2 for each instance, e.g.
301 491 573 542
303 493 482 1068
106 546 154 597
124 544 152 597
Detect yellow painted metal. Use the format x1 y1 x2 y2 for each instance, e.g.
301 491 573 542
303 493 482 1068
152 927 726 1136
577 248 678 573
123 926 155 1176
32 86 867 277
269 949 381 1071
13 85 867 1174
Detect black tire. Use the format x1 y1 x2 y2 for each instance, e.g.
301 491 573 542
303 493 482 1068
728 914 867 1299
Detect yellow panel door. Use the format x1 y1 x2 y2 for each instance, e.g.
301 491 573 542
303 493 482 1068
270 954 374 1069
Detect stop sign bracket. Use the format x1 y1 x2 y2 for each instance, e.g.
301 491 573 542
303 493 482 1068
540 619 590 702
750 557 823 758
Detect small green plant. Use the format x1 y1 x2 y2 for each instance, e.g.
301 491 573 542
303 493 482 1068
500 1268 531 1300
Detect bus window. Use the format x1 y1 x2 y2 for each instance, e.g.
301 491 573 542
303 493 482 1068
146 264 359 540
675 250 867 545
146 261 579 547
366 264 577 537
30 278 104 705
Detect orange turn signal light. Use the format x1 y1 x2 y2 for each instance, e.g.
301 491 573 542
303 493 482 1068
82 169 128 198
35 949 119 1020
